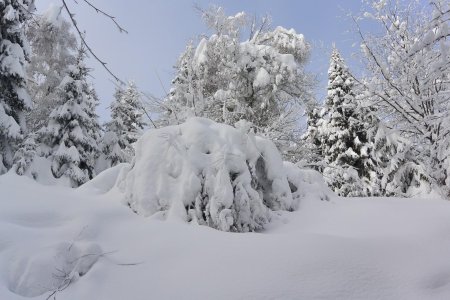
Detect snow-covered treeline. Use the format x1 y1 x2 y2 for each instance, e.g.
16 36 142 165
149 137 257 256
1 4 146 187
0 1 449 220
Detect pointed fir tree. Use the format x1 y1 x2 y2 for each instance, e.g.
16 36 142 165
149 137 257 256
118 81 146 148
320 48 380 196
101 81 145 167
0 0 34 174
38 47 101 187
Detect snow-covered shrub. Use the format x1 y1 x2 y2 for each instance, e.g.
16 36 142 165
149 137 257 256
115 118 296 232
283 161 333 202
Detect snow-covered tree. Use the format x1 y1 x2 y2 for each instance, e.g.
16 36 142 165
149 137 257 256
162 7 314 158
98 130 125 170
13 133 37 176
101 82 145 167
26 5 77 132
115 81 146 147
370 123 432 197
320 48 380 196
355 0 450 196
301 106 325 171
0 0 34 174
38 48 100 186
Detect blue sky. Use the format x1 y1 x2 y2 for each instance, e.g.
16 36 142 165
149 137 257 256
35 0 367 121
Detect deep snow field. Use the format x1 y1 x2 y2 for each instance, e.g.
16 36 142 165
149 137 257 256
2 167 450 300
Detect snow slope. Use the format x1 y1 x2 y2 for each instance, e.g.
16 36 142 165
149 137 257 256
1 170 450 299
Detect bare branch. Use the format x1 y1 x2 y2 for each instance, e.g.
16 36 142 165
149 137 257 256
81 0 128 33
60 0 125 84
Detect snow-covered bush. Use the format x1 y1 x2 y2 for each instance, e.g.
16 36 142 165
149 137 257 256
283 161 333 202
115 118 297 232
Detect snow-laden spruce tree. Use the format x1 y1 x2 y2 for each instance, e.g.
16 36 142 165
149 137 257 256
0 0 34 174
100 82 145 168
26 5 77 132
355 0 450 196
38 48 101 186
161 6 314 159
320 48 380 197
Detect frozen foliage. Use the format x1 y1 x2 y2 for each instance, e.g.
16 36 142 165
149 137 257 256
357 0 450 196
26 7 77 132
115 118 296 232
38 48 101 187
162 6 314 159
0 0 33 173
100 82 145 171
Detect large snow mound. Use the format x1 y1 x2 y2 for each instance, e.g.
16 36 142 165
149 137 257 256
115 118 296 232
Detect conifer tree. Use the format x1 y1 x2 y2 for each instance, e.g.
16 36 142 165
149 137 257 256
320 48 379 196
117 81 146 148
0 0 34 173
101 82 145 166
38 48 100 186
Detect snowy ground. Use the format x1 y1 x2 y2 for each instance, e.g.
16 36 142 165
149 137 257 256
2 170 450 300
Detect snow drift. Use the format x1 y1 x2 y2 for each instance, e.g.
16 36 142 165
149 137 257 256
115 118 298 232
2 170 450 300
